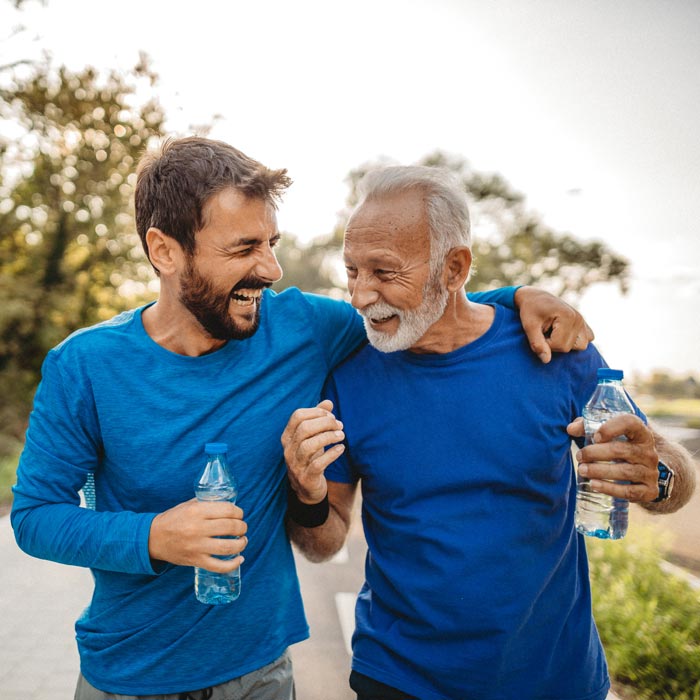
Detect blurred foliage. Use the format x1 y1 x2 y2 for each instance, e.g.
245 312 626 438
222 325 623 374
646 399 700 419
636 371 700 401
587 527 700 699
275 151 630 302
0 56 165 452
273 229 345 299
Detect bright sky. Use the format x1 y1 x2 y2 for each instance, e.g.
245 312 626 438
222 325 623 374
3 0 699 376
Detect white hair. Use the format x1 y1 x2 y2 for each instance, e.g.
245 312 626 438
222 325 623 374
355 165 471 280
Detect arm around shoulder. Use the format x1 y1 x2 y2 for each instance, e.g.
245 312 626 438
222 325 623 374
287 481 358 563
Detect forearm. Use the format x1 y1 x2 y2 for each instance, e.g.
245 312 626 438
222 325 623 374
287 510 349 562
11 501 158 574
286 483 355 563
641 428 697 514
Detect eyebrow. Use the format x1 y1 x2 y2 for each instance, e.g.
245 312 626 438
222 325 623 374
224 233 281 250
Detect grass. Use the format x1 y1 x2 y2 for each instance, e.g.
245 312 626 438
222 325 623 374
637 397 700 424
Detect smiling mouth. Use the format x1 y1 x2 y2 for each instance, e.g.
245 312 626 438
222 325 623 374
369 313 397 326
230 288 263 307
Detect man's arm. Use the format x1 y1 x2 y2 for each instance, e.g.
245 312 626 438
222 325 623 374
12 352 248 575
287 481 357 562
514 286 595 363
645 429 697 514
568 415 696 514
468 286 594 363
281 400 357 561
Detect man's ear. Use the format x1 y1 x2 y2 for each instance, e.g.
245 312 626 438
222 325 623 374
444 247 472 292
146 228 182 275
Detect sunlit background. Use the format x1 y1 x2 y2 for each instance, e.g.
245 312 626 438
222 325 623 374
2 0 699 375
1 5 699 699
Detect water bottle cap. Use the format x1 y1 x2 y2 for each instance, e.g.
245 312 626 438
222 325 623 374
597 368 623 380
205 442 228 454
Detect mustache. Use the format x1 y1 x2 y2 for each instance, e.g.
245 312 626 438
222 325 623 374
230 276 272 294
359 302 402 320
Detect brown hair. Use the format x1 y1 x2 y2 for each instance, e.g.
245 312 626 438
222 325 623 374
135 136 292 268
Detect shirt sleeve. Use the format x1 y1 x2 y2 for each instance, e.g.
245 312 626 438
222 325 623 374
11 349 160 575
466 286 518 308
306 293 367 371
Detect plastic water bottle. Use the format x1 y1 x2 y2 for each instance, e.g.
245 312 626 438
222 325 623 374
194 442 241 604
575 368 636 540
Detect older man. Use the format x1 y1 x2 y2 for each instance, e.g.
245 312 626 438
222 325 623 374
282 166 696 700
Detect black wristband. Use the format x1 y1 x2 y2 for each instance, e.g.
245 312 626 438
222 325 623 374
287 488 330 528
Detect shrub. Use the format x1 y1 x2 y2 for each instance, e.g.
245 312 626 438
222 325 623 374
587 527 700 699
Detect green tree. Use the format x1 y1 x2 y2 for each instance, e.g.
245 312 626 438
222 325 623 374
0 56 165 451
277 152 630 301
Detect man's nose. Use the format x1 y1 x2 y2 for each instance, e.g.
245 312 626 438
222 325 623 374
256 243 283 284
349 275 379 310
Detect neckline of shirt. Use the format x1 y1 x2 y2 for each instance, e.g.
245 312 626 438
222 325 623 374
394 304 506 366
133 301 247 366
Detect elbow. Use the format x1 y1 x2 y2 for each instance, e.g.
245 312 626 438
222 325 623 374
287 521 347 563
10 504 33 555
301 541 344 564
292 539 344 564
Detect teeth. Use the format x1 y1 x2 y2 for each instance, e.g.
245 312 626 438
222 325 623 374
231 289 262 306
231 289 263 306
237 289 263 298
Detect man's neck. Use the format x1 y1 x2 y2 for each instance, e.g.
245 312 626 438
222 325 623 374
409 297 495 355
141 297 226 357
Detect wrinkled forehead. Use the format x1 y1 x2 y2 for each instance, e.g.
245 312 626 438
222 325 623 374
345 191 429 251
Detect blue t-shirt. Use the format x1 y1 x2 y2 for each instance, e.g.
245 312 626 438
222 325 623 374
12 286 517 694
325 305 631 700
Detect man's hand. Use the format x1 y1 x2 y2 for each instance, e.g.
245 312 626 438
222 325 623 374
515 286 594 363
281 399 345 504
149 499 248 573
567 415 659 503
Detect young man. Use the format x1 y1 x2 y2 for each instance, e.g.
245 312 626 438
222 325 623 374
10 138 594 699
282 166 696 700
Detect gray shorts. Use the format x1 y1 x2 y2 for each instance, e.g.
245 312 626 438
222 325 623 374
73 649 296 700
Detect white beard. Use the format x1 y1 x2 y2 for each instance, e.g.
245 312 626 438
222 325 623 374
360 281 449 353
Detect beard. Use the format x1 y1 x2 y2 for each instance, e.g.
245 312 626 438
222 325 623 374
179 259 269 341
360 274 449 353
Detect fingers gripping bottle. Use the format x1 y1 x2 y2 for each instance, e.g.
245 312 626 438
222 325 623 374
194 442 241 604
575 369 636 540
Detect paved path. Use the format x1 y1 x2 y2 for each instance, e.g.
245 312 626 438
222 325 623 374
0 515 92 699
0 513 361 700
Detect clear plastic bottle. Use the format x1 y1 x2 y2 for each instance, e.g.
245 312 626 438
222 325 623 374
194 442 241 604
575 368 636 540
